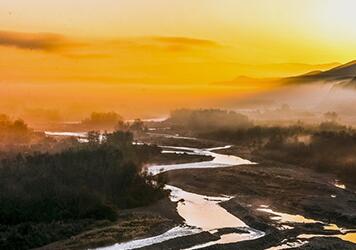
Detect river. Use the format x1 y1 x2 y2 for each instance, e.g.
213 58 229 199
97 145 265 250
44 132 355 249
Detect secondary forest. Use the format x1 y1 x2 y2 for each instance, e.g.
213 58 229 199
199 122 356 185
160 109 356 186
2 110 356 249
0 123 166 249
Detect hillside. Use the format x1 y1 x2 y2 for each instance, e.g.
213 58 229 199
283 60 356 85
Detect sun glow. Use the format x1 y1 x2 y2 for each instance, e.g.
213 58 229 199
315 0 356 39
0 0 356 118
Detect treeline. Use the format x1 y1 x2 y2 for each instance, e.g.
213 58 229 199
0 112 147 157
166 109 252 131
262 128 356 185
0 114 67 156
0 114 32 144
0 130 166 249
200 122 356 185
81 112 122 130
200 125 309 147
80 112 146 132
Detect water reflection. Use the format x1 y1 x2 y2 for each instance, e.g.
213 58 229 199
258 206 356 245
97 226 201 250
265 240 307 250
334 179 346 189
97 145 263 249
257 208 320 224
45 131 87 138
298 232 356 244
168 184 264 249
340 232 356 244
148 145 255 175
168 185 246 230
184 230 263 250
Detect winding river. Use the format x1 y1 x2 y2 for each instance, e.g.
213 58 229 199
98 145 265 250
44 131 356 249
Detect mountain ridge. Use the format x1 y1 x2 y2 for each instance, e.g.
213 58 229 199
213 60 356 90
284 60 356 84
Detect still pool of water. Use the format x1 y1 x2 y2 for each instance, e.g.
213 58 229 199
167 185 246 231
258 206 356 245
333 179 347 189
257 207 321 224
298 232 356 244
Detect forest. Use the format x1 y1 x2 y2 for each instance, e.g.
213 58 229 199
166 109 252 131
199 122 356 185
0 128 166 249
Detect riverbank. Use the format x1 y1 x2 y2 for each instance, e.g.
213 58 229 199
37 197 183 250
37 134 356 249
214 145 356 229
163 145 356 248
147 151 213 165
35 142 215 250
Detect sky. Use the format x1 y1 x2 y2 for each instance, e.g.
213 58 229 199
1 0 356 119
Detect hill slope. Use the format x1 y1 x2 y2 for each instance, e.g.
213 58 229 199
284 60 356 85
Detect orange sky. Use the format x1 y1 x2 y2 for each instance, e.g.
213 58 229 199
1 0 356 119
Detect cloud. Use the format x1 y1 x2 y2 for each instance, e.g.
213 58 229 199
108 36 221 53
0 30 221 59
65 53 110 59
152 36 220 47
0 30 79 51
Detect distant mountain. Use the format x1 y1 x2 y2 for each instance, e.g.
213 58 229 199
213 60 356 91
212 76 278 86
212 60 356 115
283 60 356 85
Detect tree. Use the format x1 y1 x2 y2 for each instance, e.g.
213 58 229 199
81 112 123 130
106 130 133 147
87 131 100 145
130 119 145 132
324 111 338 122
115 120 129 131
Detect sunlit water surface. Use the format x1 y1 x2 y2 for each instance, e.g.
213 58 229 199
147 145 255 175
96 145 264 250
44 132 355 248
258 206 356 248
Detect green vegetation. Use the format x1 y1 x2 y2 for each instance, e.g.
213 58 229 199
0 130 167 249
